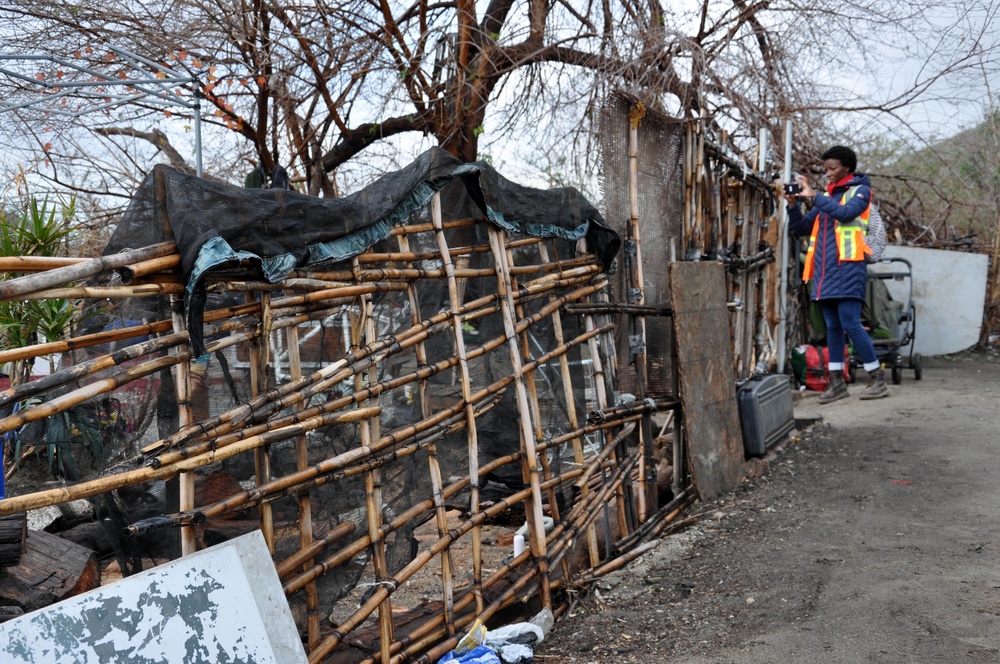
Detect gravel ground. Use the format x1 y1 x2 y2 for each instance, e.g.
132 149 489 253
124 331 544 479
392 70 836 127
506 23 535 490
537 350 1000 663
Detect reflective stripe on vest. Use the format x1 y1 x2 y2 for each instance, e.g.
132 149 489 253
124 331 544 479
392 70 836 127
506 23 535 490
801 186 872 282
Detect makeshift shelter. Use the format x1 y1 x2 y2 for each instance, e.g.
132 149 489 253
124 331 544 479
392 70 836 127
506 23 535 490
0 97 792 663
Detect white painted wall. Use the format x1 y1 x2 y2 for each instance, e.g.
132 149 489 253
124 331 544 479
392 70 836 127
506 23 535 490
0 530 307 664
872 246 987 356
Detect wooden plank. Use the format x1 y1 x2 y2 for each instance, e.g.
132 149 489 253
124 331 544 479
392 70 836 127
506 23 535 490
670 261 744 500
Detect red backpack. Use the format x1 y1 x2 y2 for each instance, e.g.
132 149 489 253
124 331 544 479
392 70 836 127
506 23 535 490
804 345 850 392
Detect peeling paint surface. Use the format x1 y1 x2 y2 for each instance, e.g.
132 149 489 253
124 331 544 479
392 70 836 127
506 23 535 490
0 531 306 664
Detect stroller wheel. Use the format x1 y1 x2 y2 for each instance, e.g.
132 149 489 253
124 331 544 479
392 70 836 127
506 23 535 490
891 365 902 385
913 353 923 380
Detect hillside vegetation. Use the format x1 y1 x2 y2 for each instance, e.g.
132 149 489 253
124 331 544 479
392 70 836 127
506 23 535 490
868 113 1000 252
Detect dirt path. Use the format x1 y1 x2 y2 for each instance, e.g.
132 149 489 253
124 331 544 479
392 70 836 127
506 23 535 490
538 351 1000 663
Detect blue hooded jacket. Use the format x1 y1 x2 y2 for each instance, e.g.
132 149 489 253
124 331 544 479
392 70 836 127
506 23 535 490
788 172 872 301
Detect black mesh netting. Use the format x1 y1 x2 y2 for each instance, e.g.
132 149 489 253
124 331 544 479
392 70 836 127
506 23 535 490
5 147 619 627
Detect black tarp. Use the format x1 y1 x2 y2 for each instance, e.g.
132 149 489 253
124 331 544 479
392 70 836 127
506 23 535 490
106 148 616 284
102 147 618 352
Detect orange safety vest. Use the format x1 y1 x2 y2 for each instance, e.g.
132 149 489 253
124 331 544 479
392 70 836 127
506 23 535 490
801 186 872 282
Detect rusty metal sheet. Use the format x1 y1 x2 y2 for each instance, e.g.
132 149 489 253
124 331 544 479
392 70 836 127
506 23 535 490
670 261 744 500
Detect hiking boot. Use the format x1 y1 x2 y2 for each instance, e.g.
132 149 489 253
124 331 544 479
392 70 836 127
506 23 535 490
818 372 849 404
860 367 889 400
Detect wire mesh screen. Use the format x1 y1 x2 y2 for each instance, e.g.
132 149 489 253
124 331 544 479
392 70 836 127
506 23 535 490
599 92 685 397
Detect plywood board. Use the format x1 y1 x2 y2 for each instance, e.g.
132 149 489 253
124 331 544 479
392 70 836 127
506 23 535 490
0 530 307 664
670 261 745 500
877 246 987 355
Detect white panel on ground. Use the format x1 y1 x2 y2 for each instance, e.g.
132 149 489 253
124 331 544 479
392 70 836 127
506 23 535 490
0 530 306 664
873 246 987 356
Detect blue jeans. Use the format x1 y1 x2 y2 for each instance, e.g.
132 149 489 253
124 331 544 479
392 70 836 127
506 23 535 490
820 298 877 365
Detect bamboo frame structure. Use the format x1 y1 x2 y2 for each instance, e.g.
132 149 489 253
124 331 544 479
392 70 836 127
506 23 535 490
0 111 792 664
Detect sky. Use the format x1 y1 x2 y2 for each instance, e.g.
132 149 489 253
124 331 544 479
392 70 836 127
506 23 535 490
824 2 999 145
0 1 998 202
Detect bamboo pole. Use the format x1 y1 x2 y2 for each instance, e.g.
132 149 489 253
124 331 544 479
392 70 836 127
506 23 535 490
276 520 357 580
627 116 657 522
285 322 321 650
118 254 183 282
0 301 260 365
430 192 484 615
169 295 197 556
0 256 87 272
354 235 540 264
0 253 181 280
610 489 694 554
696 113 707 257
573 501 696 585
0 336 255 486
487 224 551 608
504 238 571 586
0 399 377 515
388 217 478 236
582 305 631 541
260 282 408 307
0 316 254 410
0 333 244 437
283 259 599 284
351 255 395 664
11 283 186 301
0 332 186 410
563 303 672 316
729 175 747 374
0 241 176 301
397 231 456 636
246 291 275 555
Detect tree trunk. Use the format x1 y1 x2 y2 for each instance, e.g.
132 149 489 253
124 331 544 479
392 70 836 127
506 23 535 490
0 529 100 612
0 513 26 567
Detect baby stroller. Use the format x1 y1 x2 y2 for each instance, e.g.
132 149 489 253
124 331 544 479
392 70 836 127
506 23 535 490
849 257 922 384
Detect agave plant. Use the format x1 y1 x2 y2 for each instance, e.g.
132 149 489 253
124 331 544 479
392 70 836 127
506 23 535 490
0 186 80 485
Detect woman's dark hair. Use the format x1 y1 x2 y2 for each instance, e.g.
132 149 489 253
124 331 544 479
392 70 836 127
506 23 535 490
821 145 857 173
